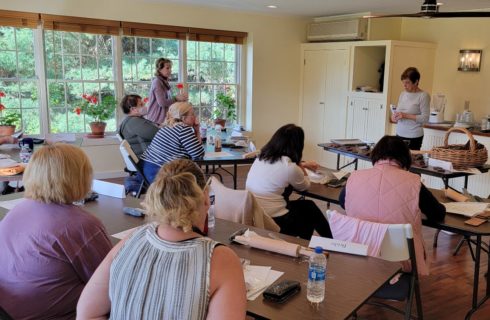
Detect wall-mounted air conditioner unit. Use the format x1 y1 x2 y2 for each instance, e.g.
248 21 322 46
307 18 368 42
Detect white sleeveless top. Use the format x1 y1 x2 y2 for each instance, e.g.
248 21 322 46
109 223 219 319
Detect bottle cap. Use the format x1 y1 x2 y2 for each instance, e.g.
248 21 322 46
314 246 323 254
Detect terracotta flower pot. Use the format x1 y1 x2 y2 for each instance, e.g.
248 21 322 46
87 121 106 138
213 118 226 128
0 125 15 136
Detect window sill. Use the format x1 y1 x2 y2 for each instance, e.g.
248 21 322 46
80 134 120 147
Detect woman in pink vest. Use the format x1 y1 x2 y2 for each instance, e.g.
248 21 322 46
339 135 445 275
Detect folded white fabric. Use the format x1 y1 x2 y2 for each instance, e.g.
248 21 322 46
234 229 300 257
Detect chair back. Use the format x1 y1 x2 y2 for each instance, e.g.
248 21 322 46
210 177 280 232
119 140 139 172
326 210 413 262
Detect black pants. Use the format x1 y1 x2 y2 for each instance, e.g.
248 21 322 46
397 135 424 151
273 199 332 240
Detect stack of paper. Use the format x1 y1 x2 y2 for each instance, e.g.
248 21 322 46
443 202 489 217
244 265 283 300
306 169 332 184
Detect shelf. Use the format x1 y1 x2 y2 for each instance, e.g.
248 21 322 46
352 45 386 94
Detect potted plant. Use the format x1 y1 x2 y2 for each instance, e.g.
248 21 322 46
74 93 116 138
213 90 236 128
0 91 21 136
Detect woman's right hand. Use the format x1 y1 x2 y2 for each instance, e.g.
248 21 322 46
175 92 188 102
391 112 398 123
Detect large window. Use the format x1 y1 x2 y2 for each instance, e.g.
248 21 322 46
0 26 40 134
121 36 180 99
0 12 244 135
187 40 238 125
44 30 116 133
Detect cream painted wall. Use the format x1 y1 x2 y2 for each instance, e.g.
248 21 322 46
400 18 490 122
0 0 309 147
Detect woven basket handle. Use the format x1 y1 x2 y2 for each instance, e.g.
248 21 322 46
443 127 476 151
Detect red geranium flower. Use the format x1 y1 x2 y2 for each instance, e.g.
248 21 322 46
0 92 5 98
0 104 5 111
176 83 184 89
74 107 82 115
143 97 149 104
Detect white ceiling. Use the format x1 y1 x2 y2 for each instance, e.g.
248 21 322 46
144 0 490 17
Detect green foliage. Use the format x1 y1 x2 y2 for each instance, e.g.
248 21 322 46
75 93 116 123
0 91 21 126
213 91 236 122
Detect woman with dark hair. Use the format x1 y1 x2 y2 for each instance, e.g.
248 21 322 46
339 135 445 275
118 94 159 157
391 67 430 150
246 124 332 240
146 58 188 124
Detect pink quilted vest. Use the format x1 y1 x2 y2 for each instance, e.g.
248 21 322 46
345 159 430 275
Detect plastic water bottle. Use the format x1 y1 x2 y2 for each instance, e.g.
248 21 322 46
307 246 326 303
207 189 216 228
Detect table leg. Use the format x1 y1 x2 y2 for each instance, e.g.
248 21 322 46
336 154 340 170
233 164 237 189
465 236 482 320
433 229 440 248
464 176 469 189
443 177 449 189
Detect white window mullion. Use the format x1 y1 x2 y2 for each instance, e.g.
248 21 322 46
33 25 50 136
113 36 124 125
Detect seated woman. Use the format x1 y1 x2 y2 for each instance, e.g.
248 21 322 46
118 94 159 158
246 123 332 240
339 135 446 275
141 102 205 183
0 144 112 319
77 159 247 319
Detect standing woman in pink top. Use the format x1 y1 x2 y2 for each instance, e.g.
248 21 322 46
145 58 188 124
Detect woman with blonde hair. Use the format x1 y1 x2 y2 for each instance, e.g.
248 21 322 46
77 159 247 320
141 101 205 183
146 57 188 124
0 143 112 320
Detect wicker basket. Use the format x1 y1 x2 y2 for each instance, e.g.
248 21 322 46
430 127 488 169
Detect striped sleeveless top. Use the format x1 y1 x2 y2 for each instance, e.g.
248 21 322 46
109 223 220 319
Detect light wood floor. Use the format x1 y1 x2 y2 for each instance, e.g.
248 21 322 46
110 165 490 319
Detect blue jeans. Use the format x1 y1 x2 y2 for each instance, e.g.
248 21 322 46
142 160 161 184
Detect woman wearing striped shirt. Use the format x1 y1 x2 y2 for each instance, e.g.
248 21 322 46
141 102 205 183
77 159 247 320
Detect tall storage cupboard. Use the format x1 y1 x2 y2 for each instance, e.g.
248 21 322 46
299 40 436 169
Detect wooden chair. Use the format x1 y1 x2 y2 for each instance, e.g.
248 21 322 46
326 210 423 320
119 140 150 198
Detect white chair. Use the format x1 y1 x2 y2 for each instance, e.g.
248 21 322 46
210 176 280 232
326 210 423 320
119 140 150 198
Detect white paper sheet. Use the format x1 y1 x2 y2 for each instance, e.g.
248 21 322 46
244 265 284 300
309 235 368 256
205 151 233 158
0 158 20 169
0 197 25 210
111 226 140 239
306 169 332 184
92 179 126 199
0 154 11 159
332 170 349 180
428 158 453 171
443 202 489 217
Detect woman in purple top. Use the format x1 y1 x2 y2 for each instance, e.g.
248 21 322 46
0 144 112 320
145 58 188 124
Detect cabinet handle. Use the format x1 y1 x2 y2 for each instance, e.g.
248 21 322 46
380 104 383 109
362 107 368 111
319 102 325 105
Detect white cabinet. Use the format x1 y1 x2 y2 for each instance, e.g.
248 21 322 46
300 40 436 169
300 46 350 168
346 96 386 143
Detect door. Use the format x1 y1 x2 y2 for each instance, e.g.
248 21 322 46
366 99 386 143
346 97 368 140
301 50 327 164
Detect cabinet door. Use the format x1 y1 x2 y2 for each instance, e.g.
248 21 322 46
323 49 349 168
366 99 386 143
346 97 368 140
301 50 327 164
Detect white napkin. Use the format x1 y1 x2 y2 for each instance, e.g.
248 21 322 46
234 229 300 257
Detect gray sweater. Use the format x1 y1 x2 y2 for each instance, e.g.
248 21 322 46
395 91 430 138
